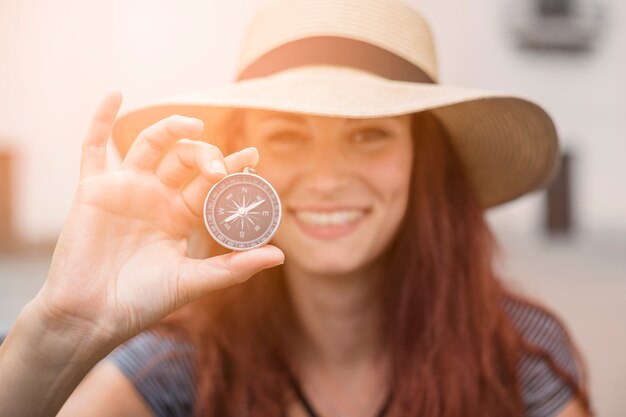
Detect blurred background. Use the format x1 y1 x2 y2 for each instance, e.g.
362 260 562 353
0 0 624 415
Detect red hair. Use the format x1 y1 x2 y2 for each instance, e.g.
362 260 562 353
153 110 592 417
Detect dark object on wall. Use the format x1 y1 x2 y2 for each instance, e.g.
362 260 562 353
508 0 604 51
545 151 573 235
0 150 15 251
539 0 573 16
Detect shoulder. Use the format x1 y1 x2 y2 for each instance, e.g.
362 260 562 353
502 297 574 354
103 329 197 417
58 360 154 417
107 328 196 373
501 296 584 417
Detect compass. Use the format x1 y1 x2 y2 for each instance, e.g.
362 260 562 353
203 167 282 251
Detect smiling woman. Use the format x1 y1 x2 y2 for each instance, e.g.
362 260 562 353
0 0 593 417
102 110 590 417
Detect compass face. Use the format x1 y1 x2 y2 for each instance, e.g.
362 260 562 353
203 172 282 251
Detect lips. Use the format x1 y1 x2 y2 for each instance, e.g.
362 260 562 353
295 209 365 226
288 207 370 239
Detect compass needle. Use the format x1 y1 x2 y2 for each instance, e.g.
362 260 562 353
223 211 242 223
243 198 265 215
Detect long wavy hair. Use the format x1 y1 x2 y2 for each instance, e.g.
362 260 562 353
153 109 592 417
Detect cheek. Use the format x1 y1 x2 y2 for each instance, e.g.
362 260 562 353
367 148 413 251
366 147 413 206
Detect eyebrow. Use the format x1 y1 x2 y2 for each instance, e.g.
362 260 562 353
255 112 306 123
254 111 393 125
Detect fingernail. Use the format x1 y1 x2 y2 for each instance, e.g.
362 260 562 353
242 147 259 164
268 246 285 265
187 118 204 130
211 160 227 174
268 256 285 267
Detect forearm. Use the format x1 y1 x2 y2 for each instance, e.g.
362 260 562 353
0 299 119 417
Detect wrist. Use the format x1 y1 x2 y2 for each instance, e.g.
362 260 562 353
0 299 121 417
19 295 121 365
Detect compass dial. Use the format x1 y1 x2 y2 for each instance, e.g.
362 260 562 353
203 171 282 251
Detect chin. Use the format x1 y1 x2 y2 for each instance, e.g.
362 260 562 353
272 228 382 276
286 248 369 276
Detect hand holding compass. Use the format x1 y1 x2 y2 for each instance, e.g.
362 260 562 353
29 93 284 358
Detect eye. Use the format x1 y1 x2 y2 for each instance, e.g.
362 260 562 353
351 128 391 145
263 131 307 151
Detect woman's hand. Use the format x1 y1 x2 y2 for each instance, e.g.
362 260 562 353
33 91 284 345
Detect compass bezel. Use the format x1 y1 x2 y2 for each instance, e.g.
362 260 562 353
203 172 282 251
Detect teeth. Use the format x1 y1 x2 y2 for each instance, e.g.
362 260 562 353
295 210 365 226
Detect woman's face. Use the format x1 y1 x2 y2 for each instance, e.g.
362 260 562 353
238 110 413 275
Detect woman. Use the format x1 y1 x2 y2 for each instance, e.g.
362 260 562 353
0 0 592 416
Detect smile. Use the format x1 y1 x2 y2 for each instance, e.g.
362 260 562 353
294 209 366 226
289 208 370 240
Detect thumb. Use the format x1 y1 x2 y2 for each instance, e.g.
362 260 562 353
176 244 285 303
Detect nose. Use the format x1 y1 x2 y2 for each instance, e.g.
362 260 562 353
302 142 349 193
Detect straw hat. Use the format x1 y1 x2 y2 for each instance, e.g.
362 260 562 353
111 0 560 208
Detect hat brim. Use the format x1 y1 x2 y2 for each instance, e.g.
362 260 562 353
112 66 559 208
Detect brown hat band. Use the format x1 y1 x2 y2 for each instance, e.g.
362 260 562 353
236 36 435 84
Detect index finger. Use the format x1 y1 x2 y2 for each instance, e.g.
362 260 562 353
122 115 205 172
80 91 123 179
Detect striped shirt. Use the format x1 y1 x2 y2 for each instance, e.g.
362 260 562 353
105 297 581 417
